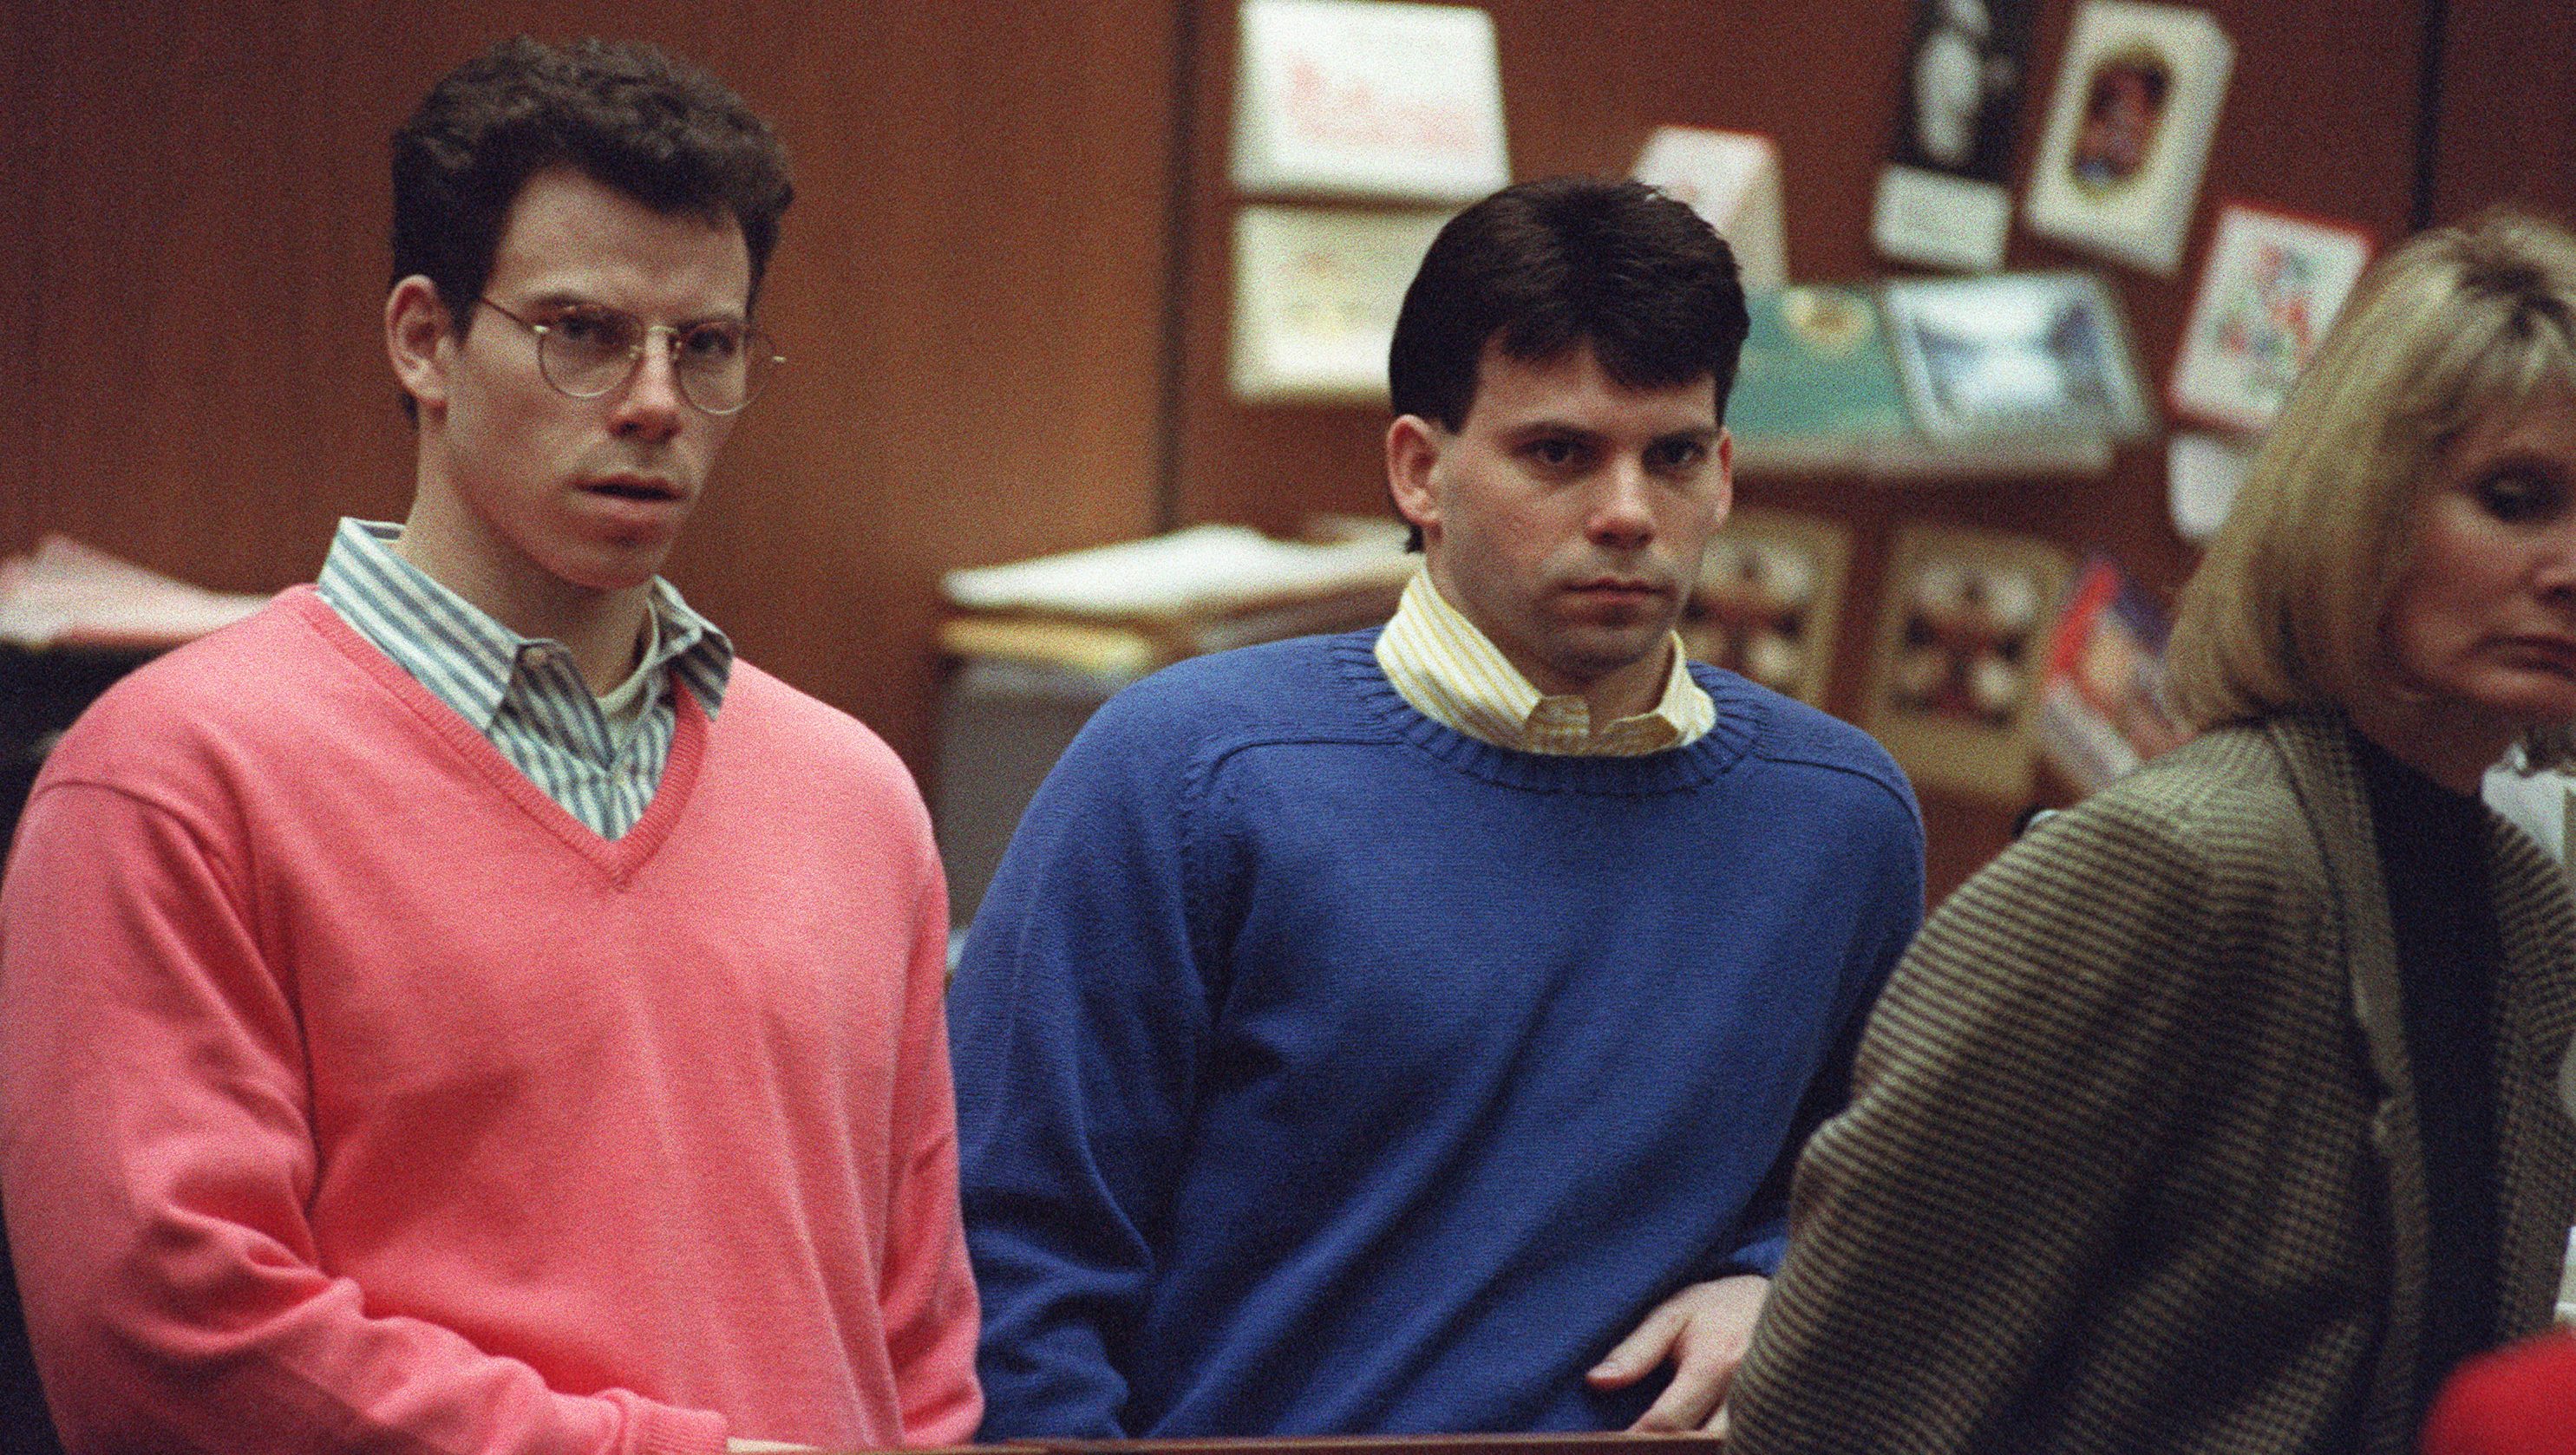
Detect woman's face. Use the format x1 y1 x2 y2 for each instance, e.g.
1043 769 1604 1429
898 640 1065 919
2384 394 2576 753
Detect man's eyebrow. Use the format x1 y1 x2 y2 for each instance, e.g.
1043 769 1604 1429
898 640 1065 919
1500 417 1608 440
514 290 749 326
1500 420 1719 440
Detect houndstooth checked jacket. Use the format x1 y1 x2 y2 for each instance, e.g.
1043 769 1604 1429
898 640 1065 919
1726 709 2576 1455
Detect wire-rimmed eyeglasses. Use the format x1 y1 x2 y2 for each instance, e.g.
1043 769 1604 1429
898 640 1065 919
475 297 782 414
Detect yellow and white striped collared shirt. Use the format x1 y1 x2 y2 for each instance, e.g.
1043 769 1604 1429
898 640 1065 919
1372 569 1715 756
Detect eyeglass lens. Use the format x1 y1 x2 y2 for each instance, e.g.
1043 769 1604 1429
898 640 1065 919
538 306 778 413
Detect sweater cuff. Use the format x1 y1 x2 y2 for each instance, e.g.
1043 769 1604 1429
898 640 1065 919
1723 1231 1788 1279
627 1393 728 1455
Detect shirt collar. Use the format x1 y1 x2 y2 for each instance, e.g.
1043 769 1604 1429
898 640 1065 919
316 518 732 729
1373 567 1715 756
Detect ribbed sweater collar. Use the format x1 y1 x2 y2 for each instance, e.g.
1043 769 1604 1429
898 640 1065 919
1327 630 1756 795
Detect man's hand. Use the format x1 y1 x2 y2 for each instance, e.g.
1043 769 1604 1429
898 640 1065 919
1584 1273 1770 1433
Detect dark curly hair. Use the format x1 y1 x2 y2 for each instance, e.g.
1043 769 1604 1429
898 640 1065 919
391 36 794 329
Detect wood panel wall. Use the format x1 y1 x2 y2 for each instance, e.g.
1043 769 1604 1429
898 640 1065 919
2433 0 2576 227
0 0 1179 773
5 0 2569 903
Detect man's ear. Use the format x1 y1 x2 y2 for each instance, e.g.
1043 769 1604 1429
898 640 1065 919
1386 414 1445 540
386 276 454 418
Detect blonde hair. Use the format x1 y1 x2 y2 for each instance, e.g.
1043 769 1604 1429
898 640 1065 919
2166 208 2576 768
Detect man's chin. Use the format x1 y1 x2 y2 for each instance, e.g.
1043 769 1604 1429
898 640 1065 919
552 550 673 597
1546 625 1680 686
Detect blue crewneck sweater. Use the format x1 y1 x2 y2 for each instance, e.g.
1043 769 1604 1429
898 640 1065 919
952 629 1924 1438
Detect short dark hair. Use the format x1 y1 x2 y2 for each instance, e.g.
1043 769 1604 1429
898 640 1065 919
1389 177 1750 431
1388 177 1749 548
391 36 794 328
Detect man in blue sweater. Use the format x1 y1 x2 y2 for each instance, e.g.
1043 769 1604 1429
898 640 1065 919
950 177 1924 1439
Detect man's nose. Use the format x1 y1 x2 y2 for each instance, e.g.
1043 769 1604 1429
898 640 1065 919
611 331 688 440
1587 460 1655 548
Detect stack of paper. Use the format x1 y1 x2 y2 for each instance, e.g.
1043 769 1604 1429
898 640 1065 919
0 536 271 651
939 521 1416 675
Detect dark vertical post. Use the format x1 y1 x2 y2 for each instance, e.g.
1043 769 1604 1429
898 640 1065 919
1154 0 1204 532
2413 0 2449 231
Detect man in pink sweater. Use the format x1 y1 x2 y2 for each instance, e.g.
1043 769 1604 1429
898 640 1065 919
0 37 979 1455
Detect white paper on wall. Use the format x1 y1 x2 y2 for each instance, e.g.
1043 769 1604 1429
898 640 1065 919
1873 166 2012 273
1230 204 1452 402
1631 127 1787 289
1232 0 1510 202
2167 429 2252 541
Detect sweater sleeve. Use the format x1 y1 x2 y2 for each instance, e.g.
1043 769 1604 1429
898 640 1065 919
877 835 984 1445
0 779 726 1455
1723 792 2254 1454
946 695 1219 1439
1724 793 1925 1280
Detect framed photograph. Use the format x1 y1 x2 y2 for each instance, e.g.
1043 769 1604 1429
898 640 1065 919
1873 0 2040 272
2168 201 2375 433
1879 271 2152 441
1865 523 2073 804
2034 556 2189 794
1632 127 1786 289
1231 0 1509 202
1682 506 1853 708
1230 206 1450 403
2024 2 2234 276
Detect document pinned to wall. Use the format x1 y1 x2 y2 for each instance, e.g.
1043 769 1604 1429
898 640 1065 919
2167 201 2374 434
1631 127 1786 289
1872 0 2039 272
1232 0 1510 202
2166 429 2252 541
1231 204 1450 402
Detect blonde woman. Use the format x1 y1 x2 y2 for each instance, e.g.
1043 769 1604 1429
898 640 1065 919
1727 210 2576 1455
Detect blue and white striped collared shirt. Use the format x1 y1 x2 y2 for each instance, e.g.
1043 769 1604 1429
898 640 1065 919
314 518 732 839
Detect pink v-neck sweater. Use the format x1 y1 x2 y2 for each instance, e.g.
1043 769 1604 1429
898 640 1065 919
0 588 980 1455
